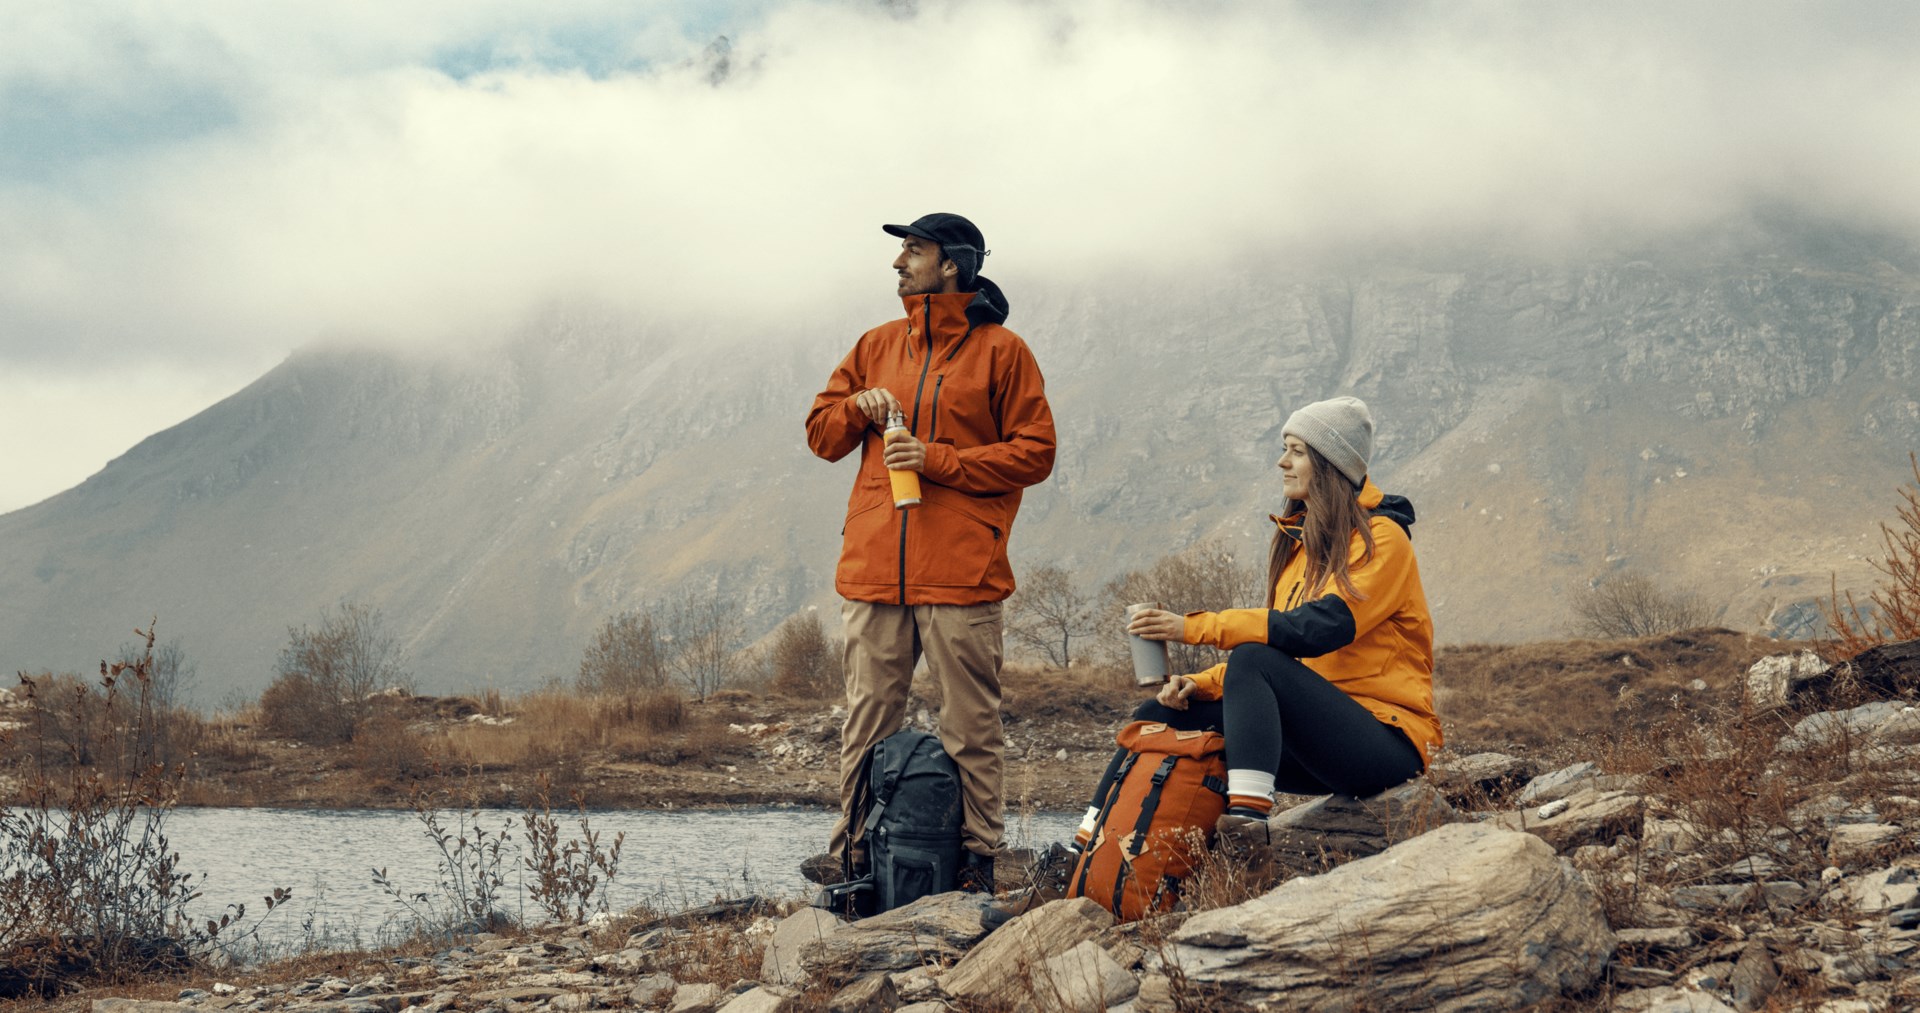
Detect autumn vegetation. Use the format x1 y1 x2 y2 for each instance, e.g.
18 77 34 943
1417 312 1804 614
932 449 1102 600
5 452 1919 1004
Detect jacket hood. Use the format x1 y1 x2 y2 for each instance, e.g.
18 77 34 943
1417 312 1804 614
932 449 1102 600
966 276 1009 327
1370 492 1417 535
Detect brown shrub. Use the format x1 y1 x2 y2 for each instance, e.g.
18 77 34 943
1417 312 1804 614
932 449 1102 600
767 610 841 699
260 602 410 745
1568 570 1714 639
351 716 433 782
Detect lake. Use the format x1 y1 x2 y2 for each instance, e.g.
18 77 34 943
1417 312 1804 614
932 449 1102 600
162 805 1081 948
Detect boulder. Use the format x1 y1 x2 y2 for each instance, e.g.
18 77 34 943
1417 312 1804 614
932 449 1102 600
1032 940 1138 1013
669 983 719 1012
826 974 899 1013
760 908 844 984
1743 650 1828 709
1643 817 1708 855
1140 823 1613 1011
1869 706 1920 746
798 892 991 975
1612 986 1741 1012
628 974 675 1005
1490 788 1645 853
1427 751 1542 805
717 986 796 1013
1777 702 1908 753
1843 866 1920 914
941 898 1114 1005
1827 823 1908 867
1836 638 1920 698
1516 761 1602 804
1727 941 1779 1012
1267 780 1461 873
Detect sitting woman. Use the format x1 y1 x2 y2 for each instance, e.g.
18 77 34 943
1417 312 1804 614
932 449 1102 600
1108 395 1440 847
983 396 1438 928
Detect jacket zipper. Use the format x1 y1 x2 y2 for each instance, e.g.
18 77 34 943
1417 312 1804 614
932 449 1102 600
899 296 936 606
927 375 944 445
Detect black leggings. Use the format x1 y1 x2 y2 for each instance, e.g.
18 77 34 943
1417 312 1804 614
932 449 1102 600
1087 643 1423 806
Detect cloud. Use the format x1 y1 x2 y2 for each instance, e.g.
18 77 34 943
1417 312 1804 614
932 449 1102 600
4 0 1920 372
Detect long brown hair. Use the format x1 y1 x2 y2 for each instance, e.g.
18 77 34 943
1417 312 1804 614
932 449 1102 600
1264 445 1376 607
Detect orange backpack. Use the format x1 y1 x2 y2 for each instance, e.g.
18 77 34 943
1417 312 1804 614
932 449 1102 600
1066 720 1229 921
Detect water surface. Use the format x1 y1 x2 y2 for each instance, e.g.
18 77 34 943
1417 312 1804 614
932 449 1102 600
164 806 1080 947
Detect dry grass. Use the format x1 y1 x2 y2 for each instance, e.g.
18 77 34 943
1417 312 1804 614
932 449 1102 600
1434 628 1822 759
999 661 1141 726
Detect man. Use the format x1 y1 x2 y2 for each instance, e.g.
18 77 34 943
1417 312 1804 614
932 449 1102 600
803 213 1056 892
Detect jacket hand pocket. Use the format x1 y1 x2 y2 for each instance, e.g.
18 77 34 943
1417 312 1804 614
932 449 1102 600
906 500 999 588
837 500 897 587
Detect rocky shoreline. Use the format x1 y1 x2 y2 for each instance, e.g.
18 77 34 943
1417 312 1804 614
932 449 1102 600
66 642 1920 1012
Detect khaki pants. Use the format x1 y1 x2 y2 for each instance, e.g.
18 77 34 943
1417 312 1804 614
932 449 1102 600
829 599 1006 860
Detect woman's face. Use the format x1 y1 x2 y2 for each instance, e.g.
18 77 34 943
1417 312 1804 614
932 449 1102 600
1277 436 1313 502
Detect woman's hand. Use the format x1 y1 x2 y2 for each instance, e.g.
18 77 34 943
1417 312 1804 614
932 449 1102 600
1157 675 1197 711
1126 608 1185 642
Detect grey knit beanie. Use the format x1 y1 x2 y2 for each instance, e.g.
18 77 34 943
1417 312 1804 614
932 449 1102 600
1282 396 1373 487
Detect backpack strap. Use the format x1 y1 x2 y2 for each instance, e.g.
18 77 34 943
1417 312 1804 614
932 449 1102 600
1125 756 1179 860
1201 774 1228 797
861 734 919 832
1110 755 1179 918
1073 751 1139 903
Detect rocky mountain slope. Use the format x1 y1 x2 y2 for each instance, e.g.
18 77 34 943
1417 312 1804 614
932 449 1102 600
4 223 1917 696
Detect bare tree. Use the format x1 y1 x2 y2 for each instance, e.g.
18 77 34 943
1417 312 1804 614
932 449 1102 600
1102 542 1263 675
1008 564 1101 667
260 602 409 743
1570 571 1713 639
665 587 747 700
768 609 841 699
112 636 199 767
578 610 670 694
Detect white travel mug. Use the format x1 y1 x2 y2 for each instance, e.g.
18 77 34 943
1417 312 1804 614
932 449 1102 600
1126 602 1172 686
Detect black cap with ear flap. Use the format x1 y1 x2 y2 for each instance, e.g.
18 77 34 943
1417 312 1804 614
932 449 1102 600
882 212 989 290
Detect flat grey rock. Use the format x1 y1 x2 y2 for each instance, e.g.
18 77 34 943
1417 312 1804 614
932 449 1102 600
1148 823 1614 1011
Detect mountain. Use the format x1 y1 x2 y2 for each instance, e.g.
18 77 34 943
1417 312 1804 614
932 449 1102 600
5 223 1917 698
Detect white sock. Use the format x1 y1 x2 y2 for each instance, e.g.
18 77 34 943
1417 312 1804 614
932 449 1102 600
1077 806 1100 835
1227 769 1277 801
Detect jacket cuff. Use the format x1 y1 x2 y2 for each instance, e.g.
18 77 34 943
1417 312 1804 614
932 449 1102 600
920 440 962 485
1186 663 1226 701
1181 611 1219 646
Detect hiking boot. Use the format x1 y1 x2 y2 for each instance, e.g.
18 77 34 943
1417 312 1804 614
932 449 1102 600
980 883 1062 930
800 852 849 886
1031 840 1083 897
1213 812 1276 879
957 850 997 894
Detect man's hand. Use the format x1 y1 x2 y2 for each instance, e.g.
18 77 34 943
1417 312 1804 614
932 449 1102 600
1157 675 1197 711
853 388 903 426
1126 608 1185 642
883 430 926 472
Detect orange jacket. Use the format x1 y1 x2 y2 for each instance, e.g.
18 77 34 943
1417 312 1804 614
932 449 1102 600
1180 479 1440 766
806 282 1055 605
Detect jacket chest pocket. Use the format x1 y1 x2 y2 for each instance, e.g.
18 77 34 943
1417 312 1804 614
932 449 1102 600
921 370 996 445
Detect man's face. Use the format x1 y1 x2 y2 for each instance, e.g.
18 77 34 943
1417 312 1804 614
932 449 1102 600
893 236 958 297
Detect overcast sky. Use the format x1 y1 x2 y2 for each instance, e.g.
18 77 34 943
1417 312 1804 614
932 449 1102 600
4 0 1919 512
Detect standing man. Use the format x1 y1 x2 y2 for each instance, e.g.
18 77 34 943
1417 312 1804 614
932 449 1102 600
803 213 1056 892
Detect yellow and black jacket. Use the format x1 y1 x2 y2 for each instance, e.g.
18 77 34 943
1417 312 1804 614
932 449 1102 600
1180 479 1440 766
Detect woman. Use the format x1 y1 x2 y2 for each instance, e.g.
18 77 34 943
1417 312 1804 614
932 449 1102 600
1104 395 1439 846
983 396 1438 928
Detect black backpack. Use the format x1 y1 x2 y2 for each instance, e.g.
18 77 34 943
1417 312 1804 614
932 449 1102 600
819 728 964 917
